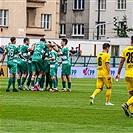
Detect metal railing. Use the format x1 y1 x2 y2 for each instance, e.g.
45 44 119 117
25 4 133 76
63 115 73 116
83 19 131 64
0 54 122 67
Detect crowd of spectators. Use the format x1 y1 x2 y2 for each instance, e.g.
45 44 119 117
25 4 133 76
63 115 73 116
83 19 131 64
69 46 82 56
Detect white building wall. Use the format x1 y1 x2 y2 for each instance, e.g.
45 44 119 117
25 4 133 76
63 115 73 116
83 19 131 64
89 0 133 40
0 37 131 56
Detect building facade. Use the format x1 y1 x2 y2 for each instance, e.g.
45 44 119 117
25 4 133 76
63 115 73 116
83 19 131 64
60 0 90 39
0 0 60 38
89 0 133 40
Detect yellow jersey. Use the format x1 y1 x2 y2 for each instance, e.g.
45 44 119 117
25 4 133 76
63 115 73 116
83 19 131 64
97 52 110 77
122 46 133 77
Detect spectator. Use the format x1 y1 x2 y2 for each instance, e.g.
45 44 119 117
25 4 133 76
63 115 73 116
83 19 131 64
0 45 4 54
69 47 76 55
74 47 80 56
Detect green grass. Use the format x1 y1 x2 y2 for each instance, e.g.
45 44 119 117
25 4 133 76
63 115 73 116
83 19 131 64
0 78 133 133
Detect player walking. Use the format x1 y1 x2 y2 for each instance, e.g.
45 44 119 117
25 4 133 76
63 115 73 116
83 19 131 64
90 43 114 105
115 36 133 118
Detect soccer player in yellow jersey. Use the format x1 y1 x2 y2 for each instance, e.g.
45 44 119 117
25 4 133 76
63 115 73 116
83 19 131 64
115 36 133 118
90 43 114 106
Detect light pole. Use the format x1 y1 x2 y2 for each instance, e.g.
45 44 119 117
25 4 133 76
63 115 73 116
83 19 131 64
97 0 100 40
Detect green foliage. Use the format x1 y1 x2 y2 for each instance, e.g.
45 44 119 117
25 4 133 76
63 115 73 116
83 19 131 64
113 15 133 37
0 78 133 133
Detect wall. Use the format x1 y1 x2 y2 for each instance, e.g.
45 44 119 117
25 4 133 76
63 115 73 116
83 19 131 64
89 0 133 40
0 37 131 56
0 0 26 37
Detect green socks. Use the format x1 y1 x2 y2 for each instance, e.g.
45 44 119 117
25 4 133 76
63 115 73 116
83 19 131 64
7 78 13 90
68 82 71 89
62 81 66 88
21 77 26 86
17 79 21 87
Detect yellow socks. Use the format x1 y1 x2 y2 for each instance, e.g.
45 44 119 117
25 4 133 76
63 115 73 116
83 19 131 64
93 89 101 97
127 96 133 106
106 89 112 102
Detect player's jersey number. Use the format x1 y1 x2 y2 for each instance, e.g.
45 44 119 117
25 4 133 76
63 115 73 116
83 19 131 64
126 52 133 63
98 57 102 66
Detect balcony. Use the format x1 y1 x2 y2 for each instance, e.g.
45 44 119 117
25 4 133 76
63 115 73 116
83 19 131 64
27 0 46 8
26 27 45 37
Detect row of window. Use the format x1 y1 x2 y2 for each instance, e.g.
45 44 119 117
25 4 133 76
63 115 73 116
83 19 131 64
62 0 127 10
0 10 51 30
99 0 126 10
0 9 107 36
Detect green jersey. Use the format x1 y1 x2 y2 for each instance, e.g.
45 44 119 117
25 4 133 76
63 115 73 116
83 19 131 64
19 44 29 60
5 44 19 62
43 48 50 64
61 46 70 64
32 42 48 61
49 50 58 65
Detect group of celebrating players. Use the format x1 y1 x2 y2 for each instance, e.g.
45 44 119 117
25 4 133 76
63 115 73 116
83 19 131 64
1 35 133 118
0 37 72 92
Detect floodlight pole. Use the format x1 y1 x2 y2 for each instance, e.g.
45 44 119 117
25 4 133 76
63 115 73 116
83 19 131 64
92 21 114 41
97 0 100 40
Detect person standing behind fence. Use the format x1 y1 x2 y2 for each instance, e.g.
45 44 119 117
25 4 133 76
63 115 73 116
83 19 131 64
90 43 114 106
115 36 133 118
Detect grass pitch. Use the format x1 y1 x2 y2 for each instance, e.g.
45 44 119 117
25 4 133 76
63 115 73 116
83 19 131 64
0 78 133 133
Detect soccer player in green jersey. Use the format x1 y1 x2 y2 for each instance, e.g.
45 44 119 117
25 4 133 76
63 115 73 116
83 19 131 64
55 39 72 92
25 51 33 90
0 37 19 92
29 38 48 91
42 47 50 91
45 44 58 92
17 37 30 90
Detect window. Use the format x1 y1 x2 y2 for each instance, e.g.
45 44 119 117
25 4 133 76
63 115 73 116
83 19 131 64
41 14 51 30
96 0 106 10
111 45 119 56
117 0 126 9
73 0 84 10
0 10 8 26
60 24 66 35
72 24 84 36
96 22 106 36
100 0 106 9
61 0 67 13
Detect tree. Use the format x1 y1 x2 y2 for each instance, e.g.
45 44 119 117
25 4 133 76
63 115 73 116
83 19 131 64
113 15 133 37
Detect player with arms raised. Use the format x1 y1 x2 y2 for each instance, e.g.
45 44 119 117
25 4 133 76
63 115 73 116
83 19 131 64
90 43 114 105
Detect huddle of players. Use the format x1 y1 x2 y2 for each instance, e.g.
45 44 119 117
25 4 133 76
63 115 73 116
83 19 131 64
0 37 72 92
